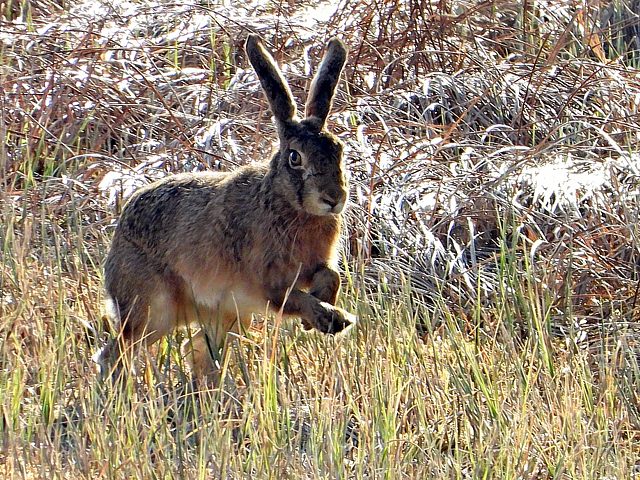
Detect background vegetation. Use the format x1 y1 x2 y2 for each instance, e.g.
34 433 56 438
2 0 640 478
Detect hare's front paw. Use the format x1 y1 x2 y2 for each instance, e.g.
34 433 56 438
311 302 356 335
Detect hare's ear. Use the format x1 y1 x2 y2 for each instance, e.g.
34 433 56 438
305 37 347 129
246 34 296 124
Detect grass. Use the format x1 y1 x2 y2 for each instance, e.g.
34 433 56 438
2 0 640 478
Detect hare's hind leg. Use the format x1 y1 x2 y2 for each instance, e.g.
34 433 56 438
181 307 251 382
95 292 177 380
97 237 178 379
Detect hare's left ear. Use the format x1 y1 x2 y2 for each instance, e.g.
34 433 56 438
246 34 297 125
305 37 347 129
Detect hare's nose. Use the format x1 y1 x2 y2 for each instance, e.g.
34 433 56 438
321 193 345 214
322 195 338 209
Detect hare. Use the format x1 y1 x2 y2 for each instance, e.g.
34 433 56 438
95 34 356 379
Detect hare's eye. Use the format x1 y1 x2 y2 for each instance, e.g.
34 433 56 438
288 150 302 169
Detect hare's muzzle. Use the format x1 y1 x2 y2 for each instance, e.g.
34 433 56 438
321 194 345 214
319 186 348 214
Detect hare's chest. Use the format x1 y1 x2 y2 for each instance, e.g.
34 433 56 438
288 219 339 264
284 242 338 288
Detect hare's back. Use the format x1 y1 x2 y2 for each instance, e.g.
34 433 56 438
114 172 229 250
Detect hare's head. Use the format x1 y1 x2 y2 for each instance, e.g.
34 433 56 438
246 35 348 217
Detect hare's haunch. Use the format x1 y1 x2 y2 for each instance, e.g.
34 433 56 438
96 35 355 378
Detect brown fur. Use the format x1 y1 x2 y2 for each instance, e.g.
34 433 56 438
96 35 355 378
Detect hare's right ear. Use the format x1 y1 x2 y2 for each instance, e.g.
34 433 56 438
305 37 347 129
246 34 297 125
